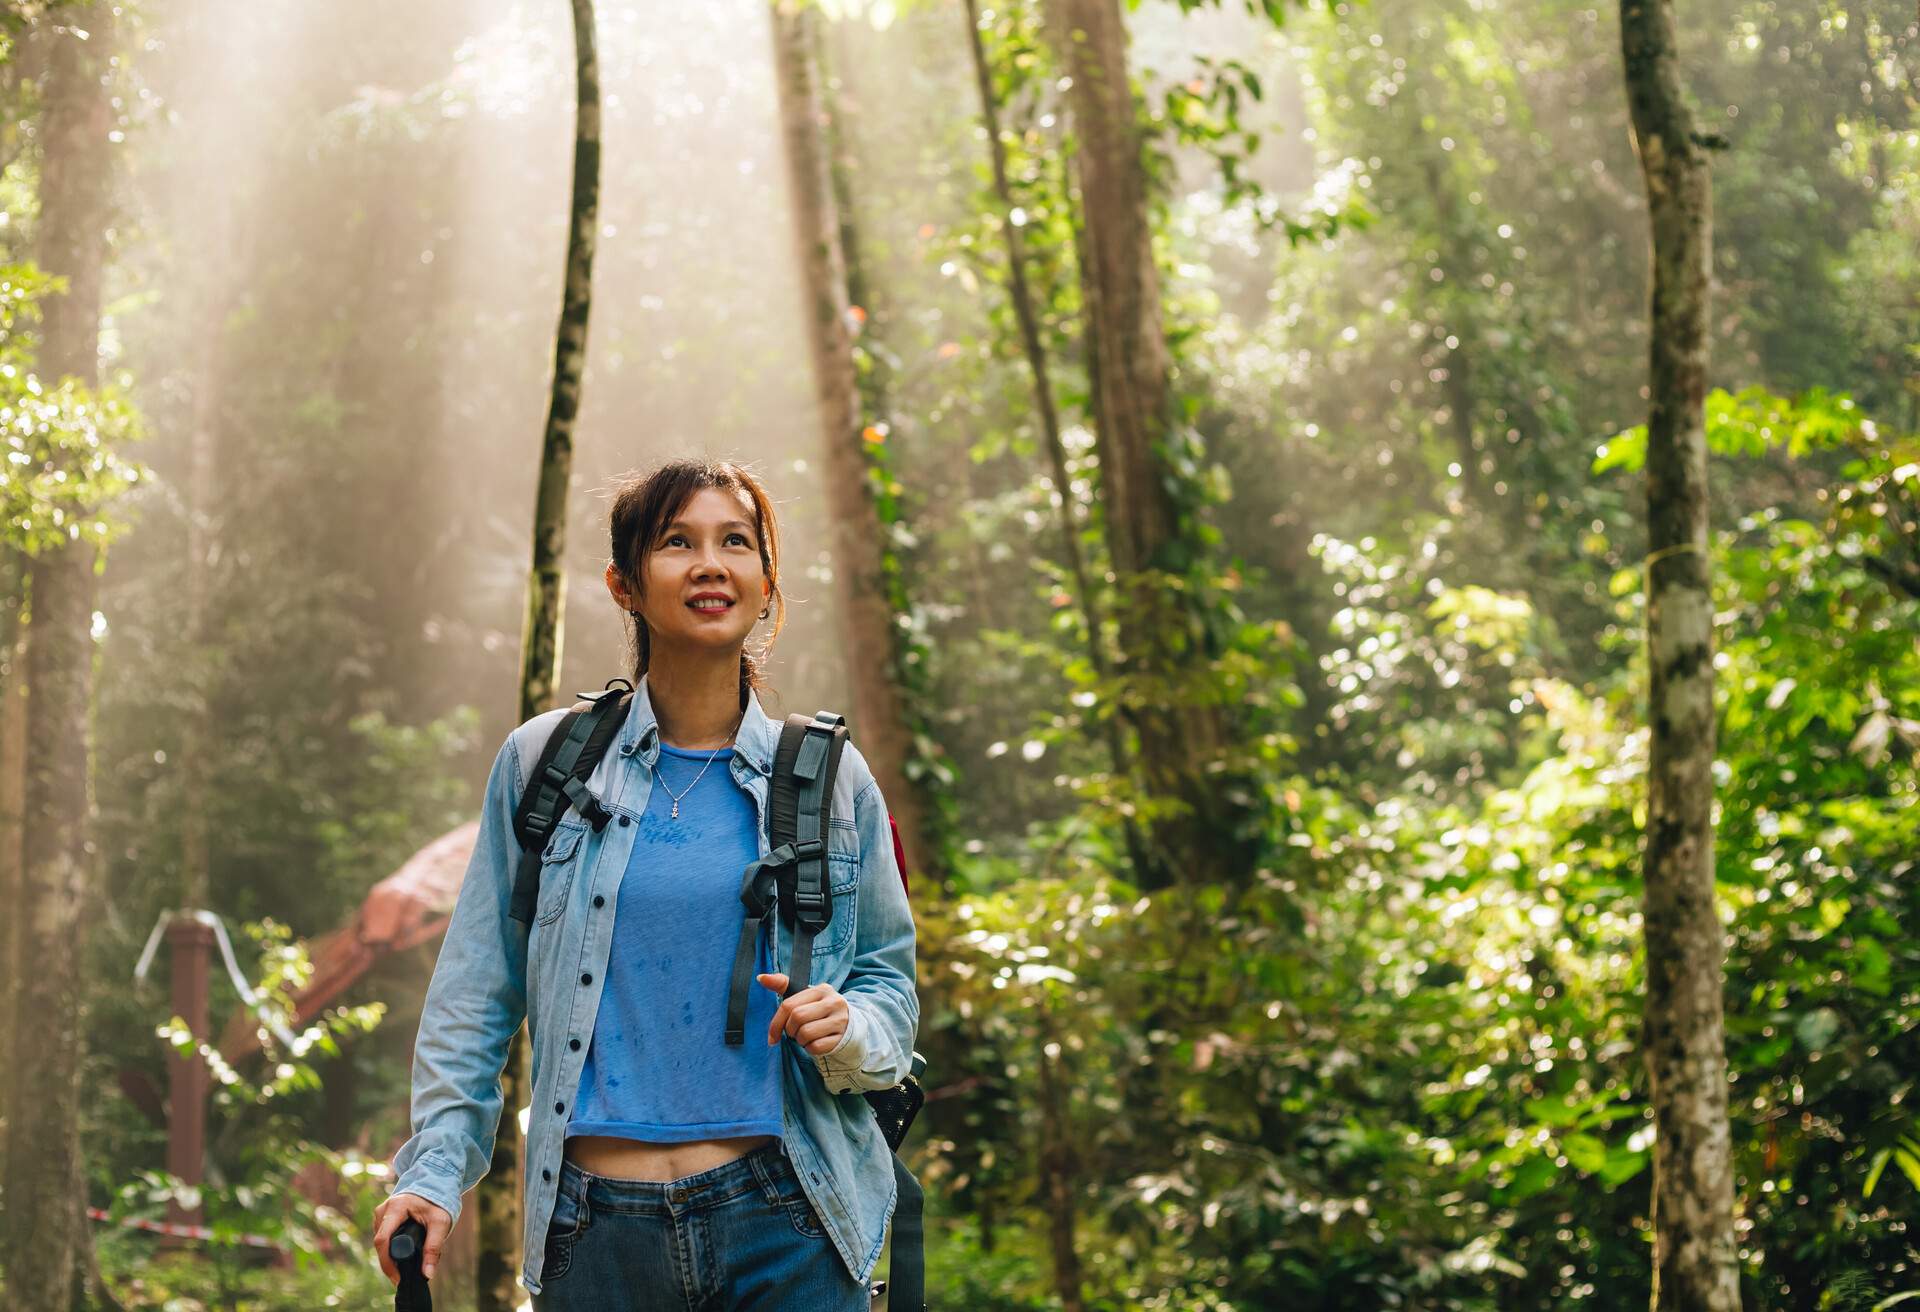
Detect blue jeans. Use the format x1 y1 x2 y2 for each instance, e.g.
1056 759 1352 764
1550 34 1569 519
532 1143 870 1311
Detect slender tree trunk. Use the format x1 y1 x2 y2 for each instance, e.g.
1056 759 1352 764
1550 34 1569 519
1620 3 1740 1309
478 3 598 1308
1044 0 1252 890
769 0 935 874
158 236 235 1246
1034 1011 1085 1312
960 0 1153 883
0 7 116 1307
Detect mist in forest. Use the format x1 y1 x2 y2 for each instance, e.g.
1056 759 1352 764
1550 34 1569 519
116 0 1322 727
123 0 844 729
103 0 1332 860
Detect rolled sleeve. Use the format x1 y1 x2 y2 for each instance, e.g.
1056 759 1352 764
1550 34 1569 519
812 778 918 1094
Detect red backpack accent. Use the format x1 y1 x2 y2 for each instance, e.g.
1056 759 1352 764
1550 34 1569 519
888 813 909 898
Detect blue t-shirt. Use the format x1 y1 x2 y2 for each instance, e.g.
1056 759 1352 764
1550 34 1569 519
565 743 783 1143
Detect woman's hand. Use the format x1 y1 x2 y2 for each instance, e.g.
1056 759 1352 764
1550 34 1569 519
757 972 850 1055
371 1191 452 1284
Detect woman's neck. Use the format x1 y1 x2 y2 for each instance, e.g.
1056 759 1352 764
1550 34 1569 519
646 652 746 749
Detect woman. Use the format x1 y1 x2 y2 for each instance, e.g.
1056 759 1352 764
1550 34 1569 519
372 458 919 1310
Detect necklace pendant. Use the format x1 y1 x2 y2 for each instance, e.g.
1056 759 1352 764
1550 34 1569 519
671 800 680 820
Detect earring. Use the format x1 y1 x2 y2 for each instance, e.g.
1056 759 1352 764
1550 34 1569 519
758 606 770 620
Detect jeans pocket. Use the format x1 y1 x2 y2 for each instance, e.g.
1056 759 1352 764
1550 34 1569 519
543 1182 588 1281
760 1149 828 1241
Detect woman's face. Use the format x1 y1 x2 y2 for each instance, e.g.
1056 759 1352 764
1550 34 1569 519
609 485 771 658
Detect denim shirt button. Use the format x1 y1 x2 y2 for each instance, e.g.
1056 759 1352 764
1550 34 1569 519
555 1101 565 1114
569 1038 582 1051
542 1169 552 1181
618 814 631 827
580 972 592 985
593 896 605 908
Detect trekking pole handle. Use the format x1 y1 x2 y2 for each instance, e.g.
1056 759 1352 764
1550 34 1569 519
391 1217 427 1274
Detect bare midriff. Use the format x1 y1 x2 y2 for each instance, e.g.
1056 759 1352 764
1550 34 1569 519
563 1134 778 1182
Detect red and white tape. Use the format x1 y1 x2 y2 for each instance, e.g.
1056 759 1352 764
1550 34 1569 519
86 1206 285 1251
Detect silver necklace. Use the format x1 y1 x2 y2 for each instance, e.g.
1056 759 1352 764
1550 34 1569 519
658 709 745 820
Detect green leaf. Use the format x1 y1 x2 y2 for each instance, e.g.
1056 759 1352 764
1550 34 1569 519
1865 1147 1892 1198
1896 1146 1920 1193
1526 1096 1582 1127
1503 1153 1559 1202
1598 1147 1650 1188
1563 1133 1607 1174
1592 426 1647 475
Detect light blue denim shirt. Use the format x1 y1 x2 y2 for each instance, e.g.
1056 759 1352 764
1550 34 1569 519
388 675 920 1296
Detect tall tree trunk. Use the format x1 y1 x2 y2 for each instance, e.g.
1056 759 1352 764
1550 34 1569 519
769 0 935 877
1620 3 1740 1310
0 6 116 1307
478 2 598 1308
1044 0 1251 890
960 0 1152 885
815 18 951 890
0 551 26 1178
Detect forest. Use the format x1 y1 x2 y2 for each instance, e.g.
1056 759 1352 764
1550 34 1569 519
0 0 1915 1309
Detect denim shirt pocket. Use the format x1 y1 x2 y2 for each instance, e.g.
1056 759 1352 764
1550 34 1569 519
812 820 861 960
535 820 589 927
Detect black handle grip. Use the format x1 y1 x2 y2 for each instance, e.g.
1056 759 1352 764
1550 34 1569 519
390 1217 425 1268
390 1218 432 1311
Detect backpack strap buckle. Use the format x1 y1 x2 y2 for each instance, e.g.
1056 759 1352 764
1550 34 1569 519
552 770 613 832
760 839 829 929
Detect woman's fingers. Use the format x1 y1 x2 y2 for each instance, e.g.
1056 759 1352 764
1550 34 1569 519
421 1209 450 1280
759 977 846 1046
371 1193 452 1285
793 1016 847 1053
372 1198 399 1285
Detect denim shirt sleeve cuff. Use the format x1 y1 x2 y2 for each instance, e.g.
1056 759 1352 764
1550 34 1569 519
390 1153 465 1228
812 996 878 1092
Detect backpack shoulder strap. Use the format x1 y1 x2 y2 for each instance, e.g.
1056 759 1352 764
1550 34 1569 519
506 681 633 925
777 711 847 987
724 710 847 1043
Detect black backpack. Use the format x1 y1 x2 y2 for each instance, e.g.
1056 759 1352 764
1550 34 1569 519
504 678 927 1311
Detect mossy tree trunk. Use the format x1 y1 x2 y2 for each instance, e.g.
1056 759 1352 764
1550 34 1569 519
1043 0 1253 890
477 2 598 1308
1620 1 1741 1308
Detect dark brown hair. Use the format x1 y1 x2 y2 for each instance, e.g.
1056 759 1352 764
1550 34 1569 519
606 458 787 706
